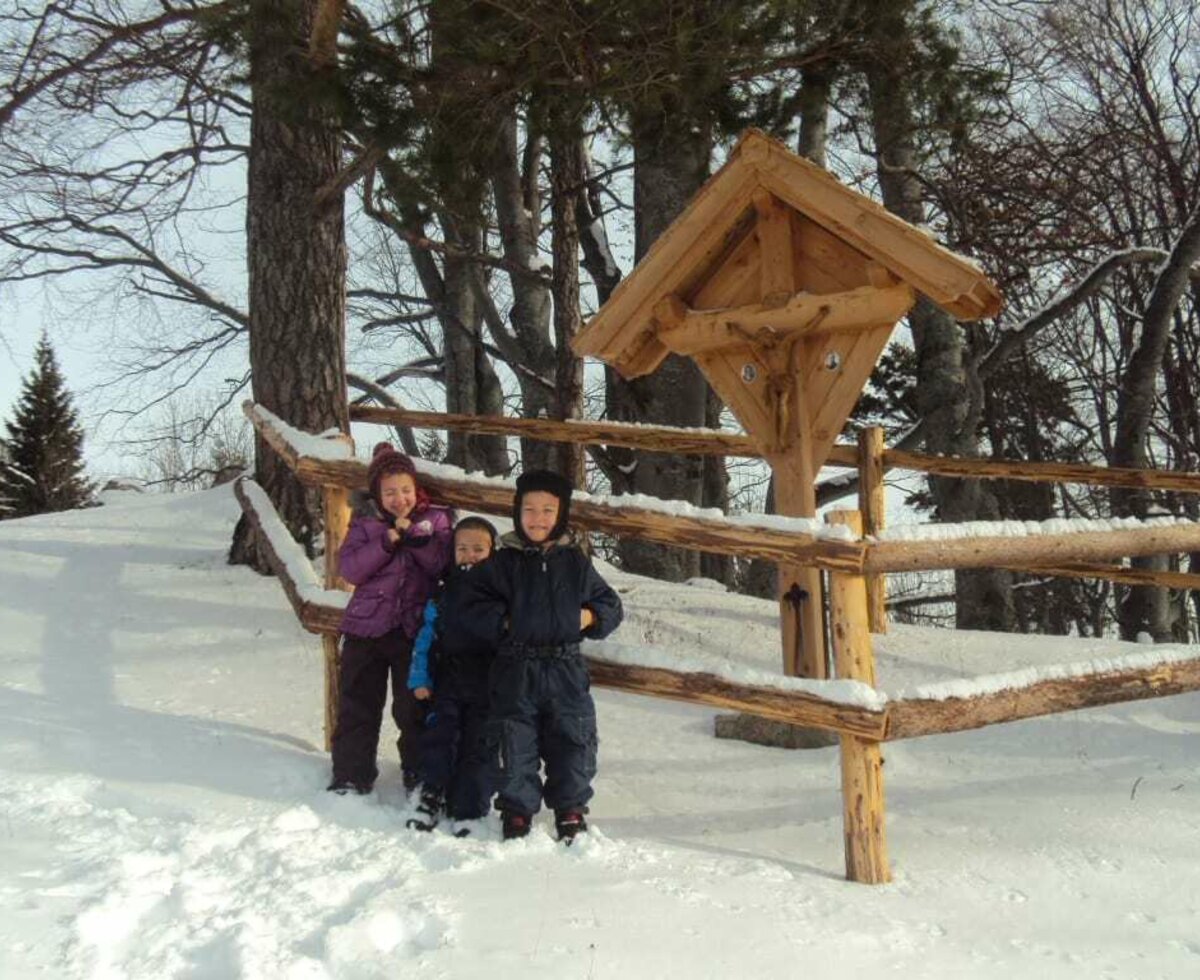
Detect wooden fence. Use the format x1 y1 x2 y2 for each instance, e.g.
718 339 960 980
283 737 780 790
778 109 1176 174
238 400 1200 884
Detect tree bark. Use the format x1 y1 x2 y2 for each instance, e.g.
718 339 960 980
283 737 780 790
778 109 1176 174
230 0 347 570
607 107 712 581
549 122 586 485
1112 207 1200 640
488 109 557 471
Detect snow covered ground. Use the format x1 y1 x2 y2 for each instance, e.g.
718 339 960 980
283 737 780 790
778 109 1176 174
1 486 1198 979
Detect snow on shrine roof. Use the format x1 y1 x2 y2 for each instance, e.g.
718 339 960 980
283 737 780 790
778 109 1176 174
573 128 1002 377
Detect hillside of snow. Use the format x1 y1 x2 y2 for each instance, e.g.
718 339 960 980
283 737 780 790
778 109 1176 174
2 486 1198 979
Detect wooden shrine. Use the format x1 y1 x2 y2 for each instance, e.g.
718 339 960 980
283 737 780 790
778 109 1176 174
572 128 1002 681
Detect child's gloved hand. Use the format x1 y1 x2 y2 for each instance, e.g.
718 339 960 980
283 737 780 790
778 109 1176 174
580 608 595 631
414 686 431 701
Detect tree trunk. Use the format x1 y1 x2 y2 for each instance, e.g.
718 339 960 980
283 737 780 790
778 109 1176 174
865 1 1014 631
549 123 586 485
439 222 508 475
488 109 557 471
230 0 347 570
607 109 711 581
1111 207 1200 640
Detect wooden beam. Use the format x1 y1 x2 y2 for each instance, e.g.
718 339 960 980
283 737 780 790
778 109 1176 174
587 659 887 739
885 655 1200 741
1002 561 1200 591
248 403 869 572
286 607 889 738
857 427 888 633
880 447 1200 495
826 510 890 885
804 322 896 468
348 404 762 457
865 522 1200 575
232 478 348 637
746 133 1001 320
754 189 795 301
321 469 353 751
658 284 914 357
348 404 1200 500
791 211 872 293
690 222 765 309
574 168 762 374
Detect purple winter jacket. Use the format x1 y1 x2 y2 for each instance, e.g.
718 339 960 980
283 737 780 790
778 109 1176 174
338 496 453 639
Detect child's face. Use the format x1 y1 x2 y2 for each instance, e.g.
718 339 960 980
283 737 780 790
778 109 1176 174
454 527 493 567
520 491 560 545
379 472 417 519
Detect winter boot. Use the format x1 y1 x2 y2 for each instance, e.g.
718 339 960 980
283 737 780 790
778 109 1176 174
327 778 373 796
402 768 421 795
501 811 532 841
554 809 588 843
406 787 444 832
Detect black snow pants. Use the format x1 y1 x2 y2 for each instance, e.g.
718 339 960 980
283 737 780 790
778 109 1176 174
419 693 494 820
488 645 598 817
330 627 425 787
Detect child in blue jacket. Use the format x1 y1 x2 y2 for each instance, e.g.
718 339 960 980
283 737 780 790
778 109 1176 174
466 470 623 842
405 517 500 834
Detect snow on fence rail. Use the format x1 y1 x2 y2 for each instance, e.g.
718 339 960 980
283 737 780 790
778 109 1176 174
240 401 1200 885
247 401 1200 577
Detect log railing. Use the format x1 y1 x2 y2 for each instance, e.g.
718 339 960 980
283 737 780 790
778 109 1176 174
242 401 1200 886
347 404 1200 599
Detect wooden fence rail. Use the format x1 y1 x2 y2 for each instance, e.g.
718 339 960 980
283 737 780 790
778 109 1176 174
348 403 1200 495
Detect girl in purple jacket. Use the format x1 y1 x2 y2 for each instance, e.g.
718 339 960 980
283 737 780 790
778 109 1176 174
328 443 453 796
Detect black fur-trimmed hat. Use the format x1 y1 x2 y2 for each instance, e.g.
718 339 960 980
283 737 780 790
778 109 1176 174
513 469 573 545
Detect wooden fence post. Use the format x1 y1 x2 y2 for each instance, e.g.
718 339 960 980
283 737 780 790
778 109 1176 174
857 426 888 634
321 434 354 751
826 509 891 884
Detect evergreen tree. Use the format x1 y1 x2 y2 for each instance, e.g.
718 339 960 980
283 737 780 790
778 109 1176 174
0 335 93 518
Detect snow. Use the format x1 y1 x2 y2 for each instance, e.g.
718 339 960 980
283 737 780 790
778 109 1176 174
3 487 1200 978
877 514 1185 542
249 405 354 462
892 645 1200 701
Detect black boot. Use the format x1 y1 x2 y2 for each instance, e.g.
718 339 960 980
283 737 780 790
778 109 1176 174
502 810 532 841
327 777 373 796
406 787 444 832
554 809 588 843
402 768 421 795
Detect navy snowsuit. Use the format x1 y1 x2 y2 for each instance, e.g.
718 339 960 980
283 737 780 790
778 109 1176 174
466 536 623 817
407 564 497 820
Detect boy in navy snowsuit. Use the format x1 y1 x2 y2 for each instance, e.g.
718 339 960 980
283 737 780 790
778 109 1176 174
467 470 623 842
405 517 499 834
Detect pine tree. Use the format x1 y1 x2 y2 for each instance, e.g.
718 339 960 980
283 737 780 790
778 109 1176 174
0 335 93 518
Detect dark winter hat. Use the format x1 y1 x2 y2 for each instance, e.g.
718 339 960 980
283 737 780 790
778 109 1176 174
367 442 419 510
513 469 573 545
453 515 499 548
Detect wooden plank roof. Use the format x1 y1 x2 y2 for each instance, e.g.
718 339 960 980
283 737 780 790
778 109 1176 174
573 128 1002 379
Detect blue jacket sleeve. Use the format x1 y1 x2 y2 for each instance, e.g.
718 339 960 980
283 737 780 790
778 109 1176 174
581 560 623 640
407 600 439 690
